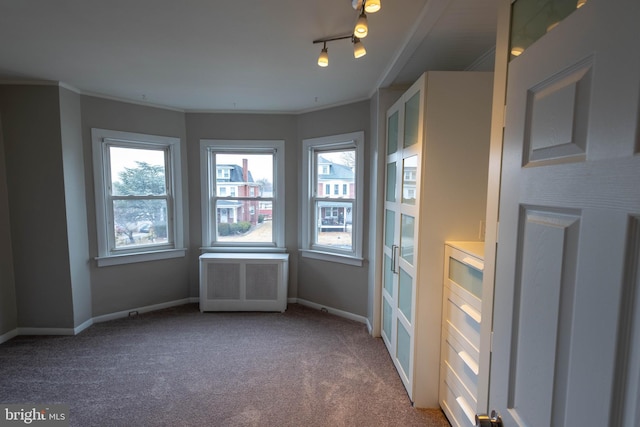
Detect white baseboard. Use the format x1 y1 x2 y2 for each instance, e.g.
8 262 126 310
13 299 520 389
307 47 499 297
366 318 373 335
294 298 367 325
0 328 18 344
92 298 193 324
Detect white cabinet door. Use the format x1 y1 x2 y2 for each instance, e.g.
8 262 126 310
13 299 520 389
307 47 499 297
489 0 640 425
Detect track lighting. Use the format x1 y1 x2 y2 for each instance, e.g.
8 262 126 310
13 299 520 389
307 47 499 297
318 42 329 67
312 0 381 67
353 37 366 58
352 0 381 13
354 9 368 39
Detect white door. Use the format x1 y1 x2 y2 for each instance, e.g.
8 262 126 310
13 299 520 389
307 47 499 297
489 0 640 425
381 77 424 401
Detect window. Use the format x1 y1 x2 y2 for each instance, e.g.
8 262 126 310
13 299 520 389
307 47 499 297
301 131 363 266
91 128 185 266
200 140 285 250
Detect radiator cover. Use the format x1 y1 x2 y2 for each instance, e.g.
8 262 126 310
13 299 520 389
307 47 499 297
199 253 289 312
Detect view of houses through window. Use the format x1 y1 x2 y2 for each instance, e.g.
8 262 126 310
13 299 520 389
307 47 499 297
109 146 171 249
314 149 355 251
213 153 273 243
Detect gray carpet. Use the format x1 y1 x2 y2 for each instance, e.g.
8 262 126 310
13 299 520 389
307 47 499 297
0 304 451 427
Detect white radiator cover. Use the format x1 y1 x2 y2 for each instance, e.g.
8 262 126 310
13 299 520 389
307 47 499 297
199 253 289 312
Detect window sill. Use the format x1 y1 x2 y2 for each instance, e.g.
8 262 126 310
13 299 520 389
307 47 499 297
200 246 287 254
95 248 187 267
300 249 363 267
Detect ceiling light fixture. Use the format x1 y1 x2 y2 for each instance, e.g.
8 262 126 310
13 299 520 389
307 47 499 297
318 42 329 67
353 37 366 58
313 0 380 67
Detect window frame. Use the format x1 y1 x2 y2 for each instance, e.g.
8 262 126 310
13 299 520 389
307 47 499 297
301 131 364 266
200 139 285 252
91 128 185 267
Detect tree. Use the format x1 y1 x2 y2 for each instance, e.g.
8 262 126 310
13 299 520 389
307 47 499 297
113 161 166 244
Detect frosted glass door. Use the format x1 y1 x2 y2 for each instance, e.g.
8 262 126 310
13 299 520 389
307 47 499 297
381 77 423 401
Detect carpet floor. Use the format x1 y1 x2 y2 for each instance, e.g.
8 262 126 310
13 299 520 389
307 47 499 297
0 304 451 427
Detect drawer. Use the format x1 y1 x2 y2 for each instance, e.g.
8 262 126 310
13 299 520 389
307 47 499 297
444 289 481 349
442 333 479 398
448 255 484 299
440 362 477 427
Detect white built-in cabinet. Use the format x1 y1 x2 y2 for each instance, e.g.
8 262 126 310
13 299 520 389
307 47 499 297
440 242 484 426
381 71 493 408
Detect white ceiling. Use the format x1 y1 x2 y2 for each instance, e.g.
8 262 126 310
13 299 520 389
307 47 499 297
0 0 498 113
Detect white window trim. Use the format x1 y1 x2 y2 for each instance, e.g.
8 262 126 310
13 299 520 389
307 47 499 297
91 128 185 267
301 131 364 266
200 139 285 252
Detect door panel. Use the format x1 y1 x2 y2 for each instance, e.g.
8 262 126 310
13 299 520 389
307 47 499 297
490 0 640 425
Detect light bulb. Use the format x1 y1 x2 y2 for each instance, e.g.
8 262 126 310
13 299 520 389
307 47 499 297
318 47 329 67
353 38 366 58
511 46 524 57
365 0 381 13
354 12 368 38
576 0 587 8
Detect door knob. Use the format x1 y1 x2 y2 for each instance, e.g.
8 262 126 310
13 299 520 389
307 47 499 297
475 410 503 427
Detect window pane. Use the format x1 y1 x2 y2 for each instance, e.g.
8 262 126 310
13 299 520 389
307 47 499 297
113 199 168 248
315 150 355 200
315 200 353 251
387 111 399 155
213 153 274 244
110 146 166 196
215 200 272 243
402 156 418 205
404 91 420 148
400 214 415 265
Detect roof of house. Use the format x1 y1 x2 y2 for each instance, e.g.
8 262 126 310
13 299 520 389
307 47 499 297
218 164 255 183
318 157 354 181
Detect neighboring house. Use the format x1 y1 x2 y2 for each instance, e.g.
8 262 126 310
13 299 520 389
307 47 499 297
316 156 354 232
216 159 261 226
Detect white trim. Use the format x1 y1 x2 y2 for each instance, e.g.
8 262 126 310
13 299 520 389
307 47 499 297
0 328 18 344
95 248 187 267
366 318 373 335
295 298 368 324
92 298 193 323
91 128 184 266
199 139 285 249
74 318 94 335
301 131 364 263
17 327 76 336
299 249 364 267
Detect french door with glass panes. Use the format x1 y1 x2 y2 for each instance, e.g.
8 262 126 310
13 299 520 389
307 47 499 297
381 76 424 401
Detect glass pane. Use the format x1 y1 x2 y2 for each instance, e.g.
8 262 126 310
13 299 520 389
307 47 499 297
403 92 420 148
397 322 411 376
214 153 274 243
215 200 272 243
113 199 168 248
110 146 166 196
315 149 355 199
383 299 392 341
510 0 587 60
387 111 399 155
385 162 397 202
449 258 484 299
402 156 418 205
384 209 395 249
398 268 413 321
400 215 415 265
315 201 353 251
384 254 394 295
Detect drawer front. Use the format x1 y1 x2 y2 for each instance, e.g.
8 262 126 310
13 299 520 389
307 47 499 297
442 333 479 398
440 362 477 427
444 289 481 350
448 256 483 299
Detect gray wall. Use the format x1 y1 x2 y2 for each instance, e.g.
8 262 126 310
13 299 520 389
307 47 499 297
59 87 93 327
0 112 17 336
296 100 370 316
1 86 374 333
0 85 75 328
184 113 299 298
80 95 190 316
